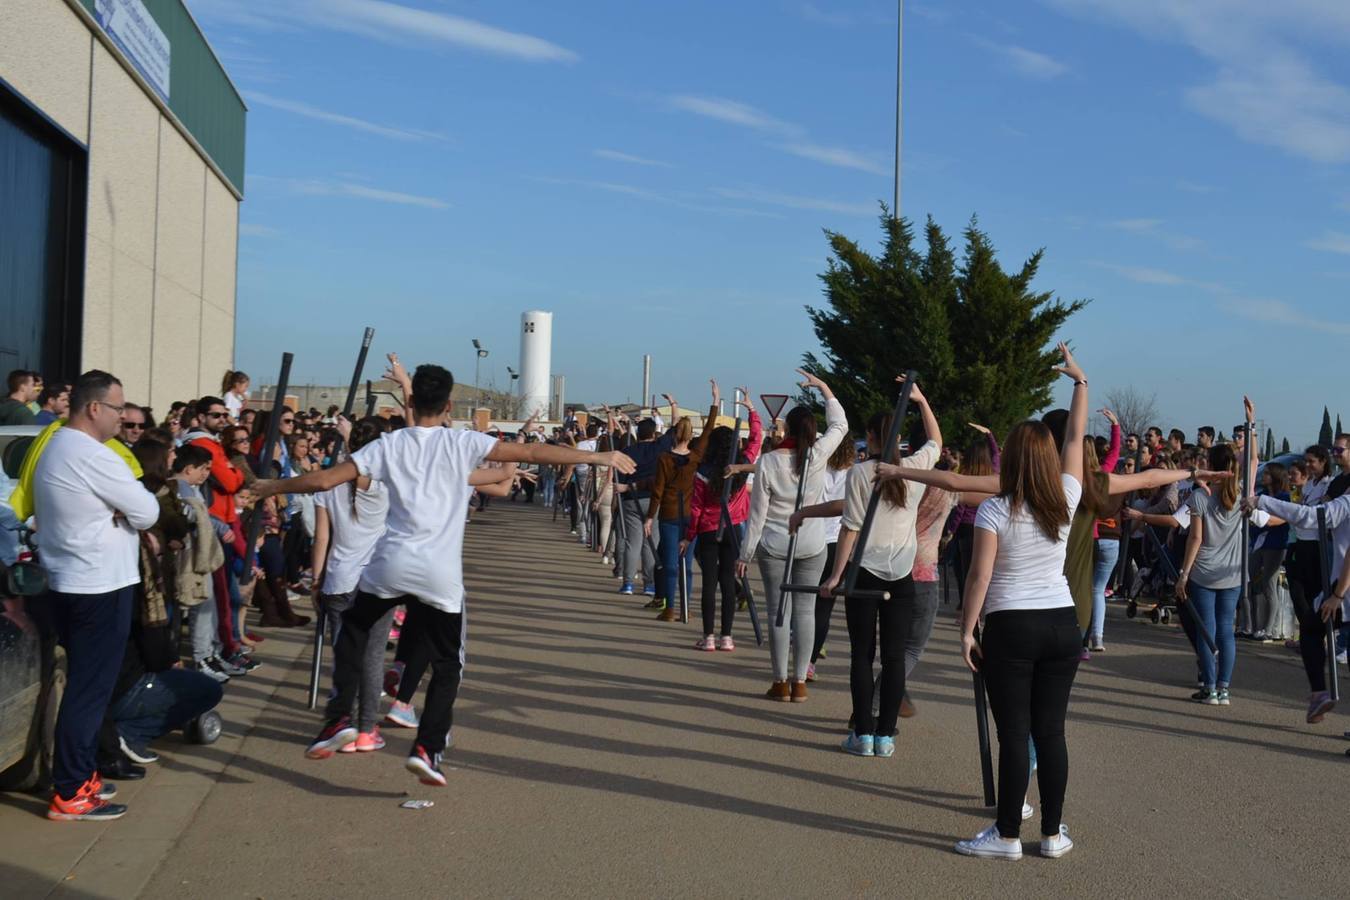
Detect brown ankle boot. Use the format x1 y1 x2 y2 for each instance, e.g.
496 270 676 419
765 681 790 702
272 578 311 627
790 681 808 703
253 577 290 627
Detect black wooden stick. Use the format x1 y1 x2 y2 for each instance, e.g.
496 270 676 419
239 352 293 583
1141 522 1218 654
1318 508 1340 702
972 625 996 807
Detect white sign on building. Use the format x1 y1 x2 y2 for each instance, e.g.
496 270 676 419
94 0 171 102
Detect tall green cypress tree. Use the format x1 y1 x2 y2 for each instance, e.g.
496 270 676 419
803 212 1088 439
1320 407 1334 446
1281 436 1291 453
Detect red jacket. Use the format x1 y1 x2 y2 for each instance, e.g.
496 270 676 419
189 433 245 524
684 410 762 539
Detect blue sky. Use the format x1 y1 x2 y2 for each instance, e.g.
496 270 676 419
195 0 1350 446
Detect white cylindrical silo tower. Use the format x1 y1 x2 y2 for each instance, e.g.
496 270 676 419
518 310 553 419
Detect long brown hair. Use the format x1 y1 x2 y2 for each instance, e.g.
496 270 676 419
964 438 995 477
784 406 817 473
867 412 907 509
672 417 693 445
999 421 1071 541
1208 444 1239 510
827 434 855 472
1079 436 1111 518
221 369 248 395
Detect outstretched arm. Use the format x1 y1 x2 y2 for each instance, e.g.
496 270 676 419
875 464 999 495
253 460 359 499
487 441 636 474
1107 467 1231 496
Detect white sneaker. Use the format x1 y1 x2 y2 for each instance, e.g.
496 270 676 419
955 824 1022 860
1337 651 1348 666
1022 801 1034 821
1040 824 1074 858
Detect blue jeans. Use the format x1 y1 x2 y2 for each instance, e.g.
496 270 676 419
1188 583 1239 688
1090 538 1119 640
657 520 695 604
109 667 224 750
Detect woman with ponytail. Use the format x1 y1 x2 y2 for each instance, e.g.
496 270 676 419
822 378 941 755
739 370 848 701
681 390 762 650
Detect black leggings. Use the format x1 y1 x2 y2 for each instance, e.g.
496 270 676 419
811 542 839 663
981 606 1080 840
1288 540 1333 692
844 570 915 738
696 530 738 636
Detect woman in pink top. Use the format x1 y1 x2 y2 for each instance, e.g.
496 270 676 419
682 393 762 650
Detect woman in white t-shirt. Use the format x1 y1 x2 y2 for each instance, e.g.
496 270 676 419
311 417 392 753
951 344 1087 861
820 380 942 759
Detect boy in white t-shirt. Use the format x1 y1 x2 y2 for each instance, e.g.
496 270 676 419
252 364 634 785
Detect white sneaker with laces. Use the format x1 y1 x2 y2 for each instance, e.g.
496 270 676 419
955 824 1022 860
1022 801 1034 821
1040 824 1074 858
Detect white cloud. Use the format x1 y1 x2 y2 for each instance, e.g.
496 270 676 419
670 95 799 134
1308 231 1350 254
593 149 674 168
246 92 446 141
534 177 778 218
972 37 1068 79
1091 262 1226 292
1106 217 1205 251
1044 0 1350 162
1220 297 1350 334
194 0 577 63
257 176 449 208
780 142 889 175
712 187 876 217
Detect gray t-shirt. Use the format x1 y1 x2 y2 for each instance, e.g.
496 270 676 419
1186 489 1244 589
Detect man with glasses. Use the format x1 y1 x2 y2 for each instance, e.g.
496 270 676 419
35 370 160 821
118 403 148 447
1328 433 1350 501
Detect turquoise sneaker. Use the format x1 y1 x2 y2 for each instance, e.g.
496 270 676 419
874 736 895 758
841 732 874 756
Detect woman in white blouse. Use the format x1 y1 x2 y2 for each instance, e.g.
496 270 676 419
738 370 849 702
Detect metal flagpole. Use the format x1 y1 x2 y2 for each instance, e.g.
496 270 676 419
308 328 374 709
894 0 903 219
1239 415 1252 633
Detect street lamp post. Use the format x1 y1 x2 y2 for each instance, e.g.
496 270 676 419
472 338 489 410
894 0 903 220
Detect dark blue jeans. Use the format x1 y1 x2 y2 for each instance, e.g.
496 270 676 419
109 667 224 750
50 586 133 799
657 520 695 604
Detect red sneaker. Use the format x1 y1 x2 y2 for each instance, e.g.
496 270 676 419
405 744 447 787
48 780 127 821
306 717 358 759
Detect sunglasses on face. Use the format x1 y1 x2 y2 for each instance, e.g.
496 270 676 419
123 422 145 430
205 411 228 419
281 418 295 425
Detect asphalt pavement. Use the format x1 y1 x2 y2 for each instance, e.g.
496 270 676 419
3 499 1347 898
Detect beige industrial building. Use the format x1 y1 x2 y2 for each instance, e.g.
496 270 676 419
1 0 244 409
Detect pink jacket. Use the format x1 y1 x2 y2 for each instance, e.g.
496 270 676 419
684 410 762 539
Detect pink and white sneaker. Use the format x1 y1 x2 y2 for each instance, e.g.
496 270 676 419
694 635 716 651
717 635 735 652
354 727 386 752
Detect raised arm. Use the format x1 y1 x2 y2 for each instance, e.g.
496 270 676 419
1056 342 1088 483
1100 409 1122 472
798 369 849 461
383 352 415 421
